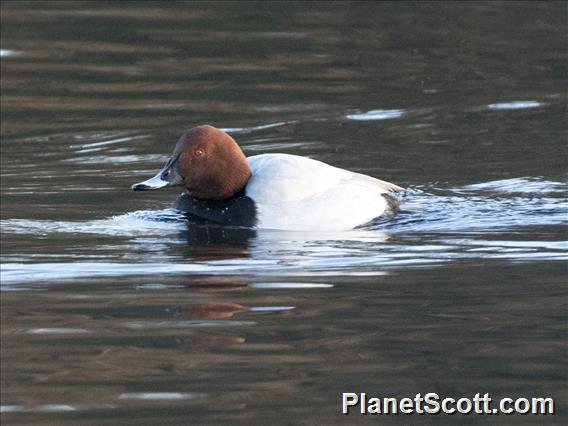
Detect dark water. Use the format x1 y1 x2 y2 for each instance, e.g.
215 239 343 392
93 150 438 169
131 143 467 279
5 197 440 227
1 2 567 424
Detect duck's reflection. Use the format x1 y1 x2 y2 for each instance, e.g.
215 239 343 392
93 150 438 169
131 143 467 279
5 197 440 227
179 332 246 347
166 300 249 347
171 302 248 320
173 221 392 260
173 222 256 261
177 275 249 293
165 276 252 347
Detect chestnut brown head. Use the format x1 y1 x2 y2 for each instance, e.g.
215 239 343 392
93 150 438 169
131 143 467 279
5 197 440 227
132 125 252 199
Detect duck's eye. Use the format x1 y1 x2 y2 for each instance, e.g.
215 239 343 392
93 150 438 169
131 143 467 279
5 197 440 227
194 149 204 157
162 170 170 179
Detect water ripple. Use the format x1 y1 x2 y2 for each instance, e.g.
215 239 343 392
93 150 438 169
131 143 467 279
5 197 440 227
220 121 296 134
345 109 405 121
1 177 566 286
0 49 21 57
487 100 543 110
118 392 204 401
0 209 187 237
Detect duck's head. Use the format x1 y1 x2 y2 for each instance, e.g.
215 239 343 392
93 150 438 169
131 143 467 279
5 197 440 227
132 125 251 199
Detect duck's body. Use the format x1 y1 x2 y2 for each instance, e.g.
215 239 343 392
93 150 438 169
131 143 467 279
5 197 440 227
247 153 400 230
133 125 403 231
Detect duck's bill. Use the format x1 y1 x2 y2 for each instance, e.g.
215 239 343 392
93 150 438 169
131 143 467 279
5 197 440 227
132 155 182 191
132 171 169 191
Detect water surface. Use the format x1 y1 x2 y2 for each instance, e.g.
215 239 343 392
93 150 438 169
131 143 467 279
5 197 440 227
1 2 567 425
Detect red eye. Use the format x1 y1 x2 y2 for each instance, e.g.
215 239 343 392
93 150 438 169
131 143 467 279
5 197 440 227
194 149 204 157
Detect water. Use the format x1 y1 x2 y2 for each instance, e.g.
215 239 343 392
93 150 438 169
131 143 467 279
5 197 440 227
1 2 567 424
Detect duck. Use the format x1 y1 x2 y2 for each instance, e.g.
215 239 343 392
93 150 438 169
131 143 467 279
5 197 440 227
132 125 403 231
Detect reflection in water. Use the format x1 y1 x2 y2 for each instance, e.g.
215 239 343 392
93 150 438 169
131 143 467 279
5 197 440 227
123 320 257 330
171 302 248 320
1 177 565 286
175 224 256 261
176 275 249 293
1 1 567 424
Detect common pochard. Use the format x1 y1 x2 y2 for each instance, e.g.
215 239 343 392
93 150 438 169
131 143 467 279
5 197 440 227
132 125 403 231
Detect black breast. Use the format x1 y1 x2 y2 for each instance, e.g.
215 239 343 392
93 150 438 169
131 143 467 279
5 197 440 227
172 191 257 227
